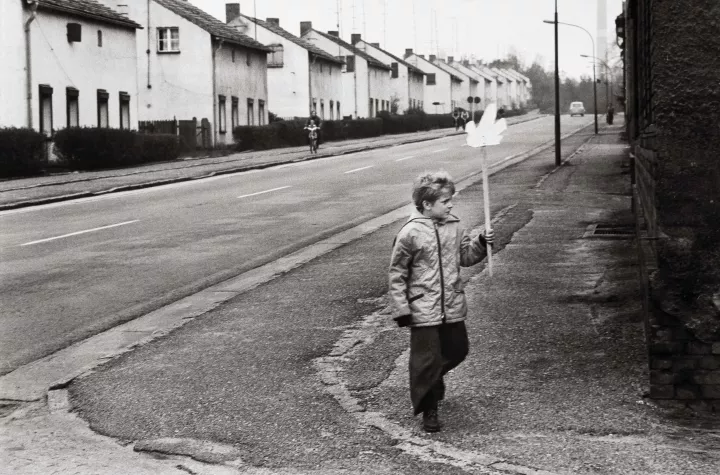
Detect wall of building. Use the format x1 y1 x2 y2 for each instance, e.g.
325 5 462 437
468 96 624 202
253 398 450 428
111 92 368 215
358 42 408 114
0 0 28 127
28 10 138 131
254 25 309 119
310 59 342 120
407 55 451 114
368 65 391 116
214 43 268 144
408 73 424 111
627 0 720 410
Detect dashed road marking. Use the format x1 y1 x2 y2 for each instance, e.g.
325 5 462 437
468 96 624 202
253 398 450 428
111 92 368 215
20 220 140 246
344 165 374 174
395 156 416 162
237 186 291 199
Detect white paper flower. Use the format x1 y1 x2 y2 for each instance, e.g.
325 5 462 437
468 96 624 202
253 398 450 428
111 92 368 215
465 103 507 148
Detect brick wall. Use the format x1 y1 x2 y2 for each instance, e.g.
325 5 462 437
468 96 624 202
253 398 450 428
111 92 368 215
628 0 720 411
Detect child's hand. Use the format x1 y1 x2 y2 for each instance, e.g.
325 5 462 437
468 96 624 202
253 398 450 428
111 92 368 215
479 228 495 247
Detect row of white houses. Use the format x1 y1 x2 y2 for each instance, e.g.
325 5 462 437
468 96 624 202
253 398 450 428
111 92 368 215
0 0 531 148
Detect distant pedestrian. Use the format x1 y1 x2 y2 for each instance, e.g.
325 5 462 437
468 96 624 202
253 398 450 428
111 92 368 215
389 171 494 433
452 109 460 131
460 110 470 130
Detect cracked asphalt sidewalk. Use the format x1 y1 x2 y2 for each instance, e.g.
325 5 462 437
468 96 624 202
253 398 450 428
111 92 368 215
3 123 720 474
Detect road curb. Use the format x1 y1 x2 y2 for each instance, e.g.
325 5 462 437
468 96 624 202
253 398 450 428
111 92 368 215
0 115 546 212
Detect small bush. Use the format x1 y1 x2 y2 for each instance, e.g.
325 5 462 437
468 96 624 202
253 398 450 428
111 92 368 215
136 133 181 163
54 127 179 170
0 127 47 177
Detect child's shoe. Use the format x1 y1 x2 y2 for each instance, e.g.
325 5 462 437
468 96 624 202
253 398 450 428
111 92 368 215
422 408 441 432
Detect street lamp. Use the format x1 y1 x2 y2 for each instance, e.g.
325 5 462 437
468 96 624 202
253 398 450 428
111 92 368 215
541 1 562 166
582 54 616 113
544 19 598 135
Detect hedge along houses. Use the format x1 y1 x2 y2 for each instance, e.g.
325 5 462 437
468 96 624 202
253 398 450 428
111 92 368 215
301 25 392 119
354 40 425 114
0 0 141 135
99 0 270 147
227 10 343 121
404 50 459 115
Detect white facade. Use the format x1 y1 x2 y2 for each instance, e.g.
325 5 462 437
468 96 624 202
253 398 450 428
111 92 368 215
359 42 425 114
230 16 342 120
448 60 488 111
471 65 498 105
0 0 29 127
310 59 344 120
2 2 138 132
101 0 269 146
406 54 452 114
435 59 478 112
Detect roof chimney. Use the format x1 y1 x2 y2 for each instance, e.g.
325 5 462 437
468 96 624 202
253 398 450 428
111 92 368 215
351 33 361 44
463 59 469 66
418 54 425 59
327 30 339 37
404 48 413 58
266 18 279 26
370 42 380 48
225 3 240 24
429 54 437 62
448 56 454 63
300 21 312 36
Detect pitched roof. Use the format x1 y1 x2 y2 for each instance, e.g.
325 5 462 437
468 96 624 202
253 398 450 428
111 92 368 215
430 60 466 83
37 0 142 29
477 66 505 83
359 42 425 76
309 30 392 71
153 0 270 51
408 54 461 81
239 15 343 64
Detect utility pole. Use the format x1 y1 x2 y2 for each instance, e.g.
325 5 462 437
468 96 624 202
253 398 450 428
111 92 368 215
554 0 561 166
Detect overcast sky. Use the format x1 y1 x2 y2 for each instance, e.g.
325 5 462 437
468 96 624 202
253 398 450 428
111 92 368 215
190 0 624 79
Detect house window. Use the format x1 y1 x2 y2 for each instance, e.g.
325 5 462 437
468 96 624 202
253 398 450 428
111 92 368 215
247 98 254 125
246 51 251 66
157 27 180 53
329 100 334 120
231 96 239 129
97 89 109 128
218 95 227 133
426 73 436 86
320 100 325 119
97 30 102 47
375 98 379 115
232 49 235 62
312 99 317 114
39 85 53 136
66 87 79 127
346 55 355 73
391 62 399 78
258 99 265 125
337 101 340 118
268 44 284 67
119 92 130 129
369 98 373 117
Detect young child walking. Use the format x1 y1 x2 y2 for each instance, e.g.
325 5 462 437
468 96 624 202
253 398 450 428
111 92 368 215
388 171 494 432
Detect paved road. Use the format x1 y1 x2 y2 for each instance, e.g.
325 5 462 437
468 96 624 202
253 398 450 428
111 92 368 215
0 115 592 375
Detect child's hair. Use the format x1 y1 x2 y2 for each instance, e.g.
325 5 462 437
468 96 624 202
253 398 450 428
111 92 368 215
412 171 456 211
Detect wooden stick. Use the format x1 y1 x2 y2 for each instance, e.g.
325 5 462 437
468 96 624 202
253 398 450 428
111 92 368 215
482 146 493 277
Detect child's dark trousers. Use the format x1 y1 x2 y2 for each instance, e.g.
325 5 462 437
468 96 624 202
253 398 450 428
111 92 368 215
409 321 469 415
